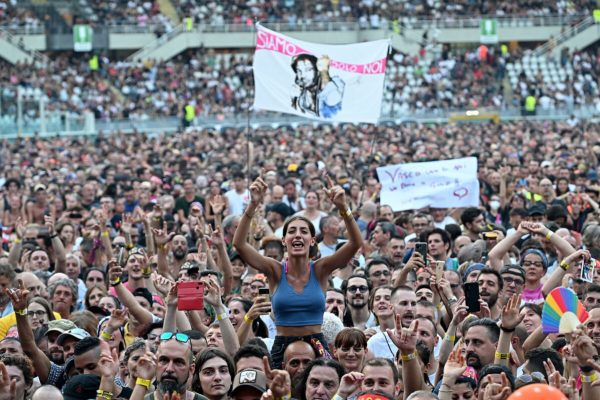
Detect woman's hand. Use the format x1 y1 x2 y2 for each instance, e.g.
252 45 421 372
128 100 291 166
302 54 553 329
323 172 347 210
246 297 272 321
210 195 225 215
249 173 268 207
263 357 291 399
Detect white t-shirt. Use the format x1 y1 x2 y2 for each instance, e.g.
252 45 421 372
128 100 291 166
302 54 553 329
225 189 250 216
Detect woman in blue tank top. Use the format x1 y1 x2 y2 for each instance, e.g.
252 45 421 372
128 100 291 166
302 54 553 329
233 172 363 368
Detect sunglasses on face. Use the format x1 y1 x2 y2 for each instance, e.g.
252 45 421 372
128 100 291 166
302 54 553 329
160 332 190 344
348 285 368 293
370 270 390 277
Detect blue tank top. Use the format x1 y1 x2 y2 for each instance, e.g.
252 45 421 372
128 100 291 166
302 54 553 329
271 261 325 327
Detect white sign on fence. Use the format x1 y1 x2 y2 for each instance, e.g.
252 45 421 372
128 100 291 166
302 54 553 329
376 157 480 211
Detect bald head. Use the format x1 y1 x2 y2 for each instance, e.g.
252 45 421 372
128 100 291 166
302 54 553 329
32 385 64 400
454 235 472 253
271 185 284 202
17 272 45 299
283 341 316 380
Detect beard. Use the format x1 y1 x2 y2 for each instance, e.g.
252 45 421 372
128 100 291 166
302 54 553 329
466 351 482 370
158 376 187 395
482 291 498 308
48 350 64 365
173 248 187 260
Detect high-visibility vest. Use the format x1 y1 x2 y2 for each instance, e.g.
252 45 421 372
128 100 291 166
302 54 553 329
185 17 193 31
525 95 536 112
184 104 195 122
594 9 600 23
89 55 99 71
500 44 508 56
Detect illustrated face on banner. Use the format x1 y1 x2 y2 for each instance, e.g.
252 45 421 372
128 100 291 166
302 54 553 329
253 25 387 123
295 58 317 87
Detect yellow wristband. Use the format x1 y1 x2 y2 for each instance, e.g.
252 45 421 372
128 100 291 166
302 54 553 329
102 231 110 237
546 230 554 240
15 309 26 316
339 208 352 219
136 377 152 389
216 312 228 321
100 331 113 341
14 238 21 244
581 372 597 383
495 351 510 360
560 260 570 271
96 390 113 400
400 351 417 362
445 335 455 342
244 314 254 324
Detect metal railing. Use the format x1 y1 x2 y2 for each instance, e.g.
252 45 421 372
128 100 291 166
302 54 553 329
127 23 184 61
78 13 591 37
0 27 48 67
1 105 597 137
534 16 595 55
107 23 166 34
0 25 45 35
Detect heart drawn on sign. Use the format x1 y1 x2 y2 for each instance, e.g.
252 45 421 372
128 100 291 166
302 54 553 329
453 187 469 199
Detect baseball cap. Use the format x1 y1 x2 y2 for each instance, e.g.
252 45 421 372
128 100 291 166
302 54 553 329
57 328 91 346
541 160 553 168
63 374 100 400
33 183 46 192
181 261 200 272
46 319 77 336
231 369 267 396
528 203 546 216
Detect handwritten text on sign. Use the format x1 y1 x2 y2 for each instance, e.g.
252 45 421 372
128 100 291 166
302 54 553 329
376 157 480 211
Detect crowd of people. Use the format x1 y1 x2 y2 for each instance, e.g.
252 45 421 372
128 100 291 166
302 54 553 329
1 44 600 124
0 117 595 399
1 0 599 31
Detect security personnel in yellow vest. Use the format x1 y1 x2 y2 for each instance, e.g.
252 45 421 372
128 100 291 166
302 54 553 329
525 94 536 116
183 104 195 128
89 55 99 72
185 17 193 31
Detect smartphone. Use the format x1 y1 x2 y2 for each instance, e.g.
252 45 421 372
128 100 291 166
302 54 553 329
580 258 596 283
258 288 271 313
464 282 480 313
177 281 205 311
415 242 427 261
435 261 444 281
117 247 126 267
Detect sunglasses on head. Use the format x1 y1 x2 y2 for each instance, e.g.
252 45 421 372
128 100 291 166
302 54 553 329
160 332 190 344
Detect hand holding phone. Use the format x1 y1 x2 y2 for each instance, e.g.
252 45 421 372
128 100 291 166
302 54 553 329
177 281 205 311
415 242 427 264
464 282 480 313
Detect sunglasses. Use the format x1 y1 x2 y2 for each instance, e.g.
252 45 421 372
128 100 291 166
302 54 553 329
517 371 545 385
160 332 190 344
348 285 368 293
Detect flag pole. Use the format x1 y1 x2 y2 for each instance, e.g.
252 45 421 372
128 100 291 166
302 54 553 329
246 20 258 188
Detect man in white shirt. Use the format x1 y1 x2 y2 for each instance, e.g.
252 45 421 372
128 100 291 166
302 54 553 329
225 171 250 216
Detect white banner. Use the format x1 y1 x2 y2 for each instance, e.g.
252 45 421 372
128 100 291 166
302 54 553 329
376 157 480 211
252 24 389 124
